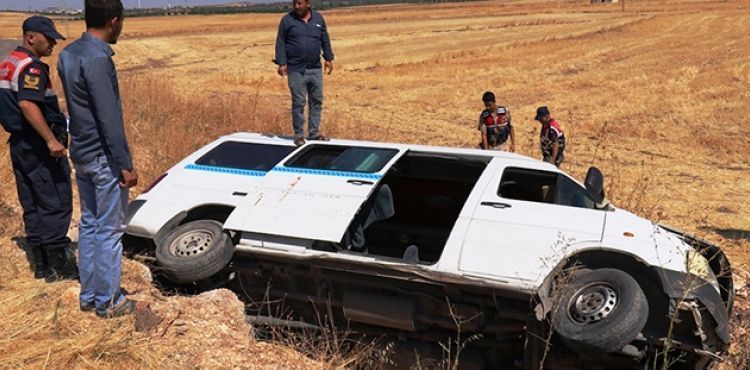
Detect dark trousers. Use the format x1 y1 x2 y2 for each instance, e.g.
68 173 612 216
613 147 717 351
9 142 72 251
542 144 565 167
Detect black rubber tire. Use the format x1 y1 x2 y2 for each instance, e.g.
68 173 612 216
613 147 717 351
553 268 649 354
156 220 235 284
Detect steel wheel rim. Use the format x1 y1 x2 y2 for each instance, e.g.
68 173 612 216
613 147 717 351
568 282 619 324
169 229 214 258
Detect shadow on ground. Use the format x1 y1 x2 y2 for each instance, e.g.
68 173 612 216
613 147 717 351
11 236 81 276
700 226 750 242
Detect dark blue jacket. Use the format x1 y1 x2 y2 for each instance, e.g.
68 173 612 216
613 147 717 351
0 46 66 149
274 10 334 73
57 33 132 176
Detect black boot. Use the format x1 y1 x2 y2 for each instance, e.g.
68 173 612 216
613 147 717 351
45 249 79 283
31 246 49 279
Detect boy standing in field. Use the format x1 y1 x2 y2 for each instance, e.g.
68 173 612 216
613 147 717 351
275 0 335 146
535 106 565 167
57 0 138 318
477 91 515 152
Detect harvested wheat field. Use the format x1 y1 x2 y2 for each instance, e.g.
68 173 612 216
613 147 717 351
1 0 749 368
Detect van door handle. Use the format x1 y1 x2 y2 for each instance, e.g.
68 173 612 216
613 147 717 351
347 179 375 186
481 201 512 209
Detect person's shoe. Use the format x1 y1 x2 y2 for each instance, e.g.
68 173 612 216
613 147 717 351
96 299 136 319
45 249 79 283
307 134 328 141
31 246 49 279
80 301 96 312
44 268 79 283
34 267 50 279
294 137 305 146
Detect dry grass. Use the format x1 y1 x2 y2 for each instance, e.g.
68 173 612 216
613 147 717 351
0 236 331 369
1 0 749 367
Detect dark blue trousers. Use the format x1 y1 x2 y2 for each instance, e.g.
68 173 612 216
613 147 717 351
9 141 72 251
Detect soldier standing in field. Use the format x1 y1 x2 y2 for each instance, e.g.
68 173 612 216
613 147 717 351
274 0 335 146
477 91 515 152
535 106 566 167
0 16 77 282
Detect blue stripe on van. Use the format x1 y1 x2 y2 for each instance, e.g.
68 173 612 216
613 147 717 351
185 164 267 177
271 166 382 180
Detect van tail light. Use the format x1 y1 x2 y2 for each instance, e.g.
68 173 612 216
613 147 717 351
142 173 167 194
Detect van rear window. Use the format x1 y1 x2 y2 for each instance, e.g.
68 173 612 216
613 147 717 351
195 142 295 171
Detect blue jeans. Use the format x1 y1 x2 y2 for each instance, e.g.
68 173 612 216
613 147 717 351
288 68 323 138
74 155 129 312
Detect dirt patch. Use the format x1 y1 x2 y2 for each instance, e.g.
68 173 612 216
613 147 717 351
0 236 323 369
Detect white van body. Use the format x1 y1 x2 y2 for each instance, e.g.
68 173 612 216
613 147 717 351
124 133 732 369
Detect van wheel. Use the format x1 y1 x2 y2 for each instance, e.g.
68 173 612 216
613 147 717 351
553 268 648 354
156 220 235 284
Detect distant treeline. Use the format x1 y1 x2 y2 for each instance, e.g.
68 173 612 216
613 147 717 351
138 0 476 15
18 0 476 18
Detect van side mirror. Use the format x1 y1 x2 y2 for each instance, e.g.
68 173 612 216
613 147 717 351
585 167 605 204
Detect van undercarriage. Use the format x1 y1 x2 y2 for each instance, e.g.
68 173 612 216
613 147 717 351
226 253 670 369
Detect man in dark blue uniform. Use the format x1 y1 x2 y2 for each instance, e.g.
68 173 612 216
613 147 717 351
0 16 77 281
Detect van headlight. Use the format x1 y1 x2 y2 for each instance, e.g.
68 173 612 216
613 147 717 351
686 250 716 283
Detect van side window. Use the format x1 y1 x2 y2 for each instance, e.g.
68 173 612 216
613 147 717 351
498 167 597 209
195 142 295 171
498 167 557 203
286 145 398 173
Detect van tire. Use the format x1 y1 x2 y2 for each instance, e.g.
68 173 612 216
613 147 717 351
553 268 648 354
156 220 235 284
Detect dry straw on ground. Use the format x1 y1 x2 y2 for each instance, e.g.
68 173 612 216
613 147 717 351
1 0 749 367
0 236 329 369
